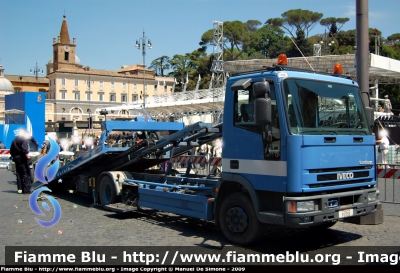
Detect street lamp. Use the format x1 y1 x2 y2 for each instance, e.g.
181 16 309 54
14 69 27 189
86 76 94 135
262 38 270 58
319 29 334 55
30 62 43 91
135 30 152 109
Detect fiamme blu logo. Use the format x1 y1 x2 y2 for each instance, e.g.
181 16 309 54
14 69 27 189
29 136 62 227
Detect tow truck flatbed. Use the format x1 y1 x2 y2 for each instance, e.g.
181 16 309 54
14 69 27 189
52 121 222 182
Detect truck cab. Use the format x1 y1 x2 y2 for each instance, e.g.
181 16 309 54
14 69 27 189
216 56 379 244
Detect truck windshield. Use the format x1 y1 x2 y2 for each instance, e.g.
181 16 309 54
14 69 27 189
283 78 371 135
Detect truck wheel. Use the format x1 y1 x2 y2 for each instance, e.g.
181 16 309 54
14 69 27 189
219 192 263 245
99 176 117 205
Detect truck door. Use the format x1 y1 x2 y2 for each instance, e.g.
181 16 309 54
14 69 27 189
224 78 286 193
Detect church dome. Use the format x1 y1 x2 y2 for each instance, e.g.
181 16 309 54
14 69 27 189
0 63 14 95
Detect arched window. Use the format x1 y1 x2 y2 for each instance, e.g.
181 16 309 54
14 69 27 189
119 110 129 116
70 107 83 121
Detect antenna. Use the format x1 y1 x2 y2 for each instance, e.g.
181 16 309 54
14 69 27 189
288 36 314 71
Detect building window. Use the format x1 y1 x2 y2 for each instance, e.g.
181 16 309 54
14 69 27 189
164 86 167 92
121 94 127 102
154 84 158 92
87 80 92 88
120 110 129 116
133 83 137 90
99 81 104 88
122 82 127 90
60 90 66 100
98 93 104 101
64 52 69 61
70 107 82 120
61 78 66 86
132 94 138 102
71 107 81 114
86 92 92 101
53 79 56 86
111 82 115 89
14 88 21 93
110 93 116 102
74 92 80 100
74 79 79 87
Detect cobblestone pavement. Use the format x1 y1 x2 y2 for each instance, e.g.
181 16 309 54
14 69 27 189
1 169 400 264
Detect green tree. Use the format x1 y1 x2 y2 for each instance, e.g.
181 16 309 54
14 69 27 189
387 33 400 42
247 23 290 59
379 84 400 111
200 20 260 61
149 56 170 76
320 17 350 35
164 48 213 92
379 44 400 110
190 50 213 90
382 44 400 59
267 9 323 38
334 29 357 54
167 54 189 92
286 29 313 57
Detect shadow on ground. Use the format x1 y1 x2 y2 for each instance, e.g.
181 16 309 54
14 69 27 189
48 189 363 255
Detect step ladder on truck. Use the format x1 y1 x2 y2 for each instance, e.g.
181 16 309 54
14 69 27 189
47 54 381 245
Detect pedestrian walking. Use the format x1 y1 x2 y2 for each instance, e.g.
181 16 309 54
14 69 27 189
10 129 32 194
377 130 390 167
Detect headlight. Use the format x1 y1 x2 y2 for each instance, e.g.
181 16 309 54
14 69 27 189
368 192 377 202
296 201 315 212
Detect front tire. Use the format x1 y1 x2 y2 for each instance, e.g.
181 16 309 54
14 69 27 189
219 192 263 245
99 175 117 205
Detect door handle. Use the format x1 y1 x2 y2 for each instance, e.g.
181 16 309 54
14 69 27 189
230 160 239 169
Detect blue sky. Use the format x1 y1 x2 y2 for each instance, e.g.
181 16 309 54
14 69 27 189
0 0 399 76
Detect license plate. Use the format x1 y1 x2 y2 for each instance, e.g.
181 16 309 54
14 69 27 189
339 208 354 218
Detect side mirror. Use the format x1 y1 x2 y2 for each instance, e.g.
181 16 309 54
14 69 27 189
253 81 270 98
365 107 374 128
255 98 271 126
253 81 272 126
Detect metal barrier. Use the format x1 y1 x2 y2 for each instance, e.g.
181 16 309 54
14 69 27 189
0 149 11 168
376 164 400 204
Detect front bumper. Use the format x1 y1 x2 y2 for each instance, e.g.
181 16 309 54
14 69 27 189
284 187 379 228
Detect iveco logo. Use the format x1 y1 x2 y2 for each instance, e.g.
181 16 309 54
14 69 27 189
337 172 354 180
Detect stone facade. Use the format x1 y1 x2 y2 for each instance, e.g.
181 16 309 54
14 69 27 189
43 15 174 135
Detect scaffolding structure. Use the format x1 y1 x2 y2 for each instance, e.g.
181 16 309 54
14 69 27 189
95 53 400 124
209 21 225 124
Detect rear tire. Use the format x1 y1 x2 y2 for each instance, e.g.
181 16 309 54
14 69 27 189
99 175 117 205
219 192 263 245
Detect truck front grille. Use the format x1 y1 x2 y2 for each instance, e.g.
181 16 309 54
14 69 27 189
309 178 373 188
317 171 370 182
307 166 373 188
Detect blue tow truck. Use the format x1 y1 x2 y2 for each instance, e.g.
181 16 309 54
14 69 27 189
48 55 379 245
